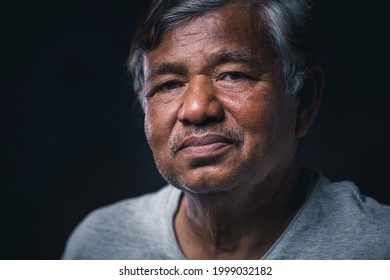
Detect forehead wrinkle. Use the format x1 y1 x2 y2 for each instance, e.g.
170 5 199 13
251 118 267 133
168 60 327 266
181 31 202 37
176 33 230 49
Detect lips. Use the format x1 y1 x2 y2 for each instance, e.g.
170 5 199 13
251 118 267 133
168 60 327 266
177 134 234 155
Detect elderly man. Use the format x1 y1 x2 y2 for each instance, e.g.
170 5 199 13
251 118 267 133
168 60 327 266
62 0 390 259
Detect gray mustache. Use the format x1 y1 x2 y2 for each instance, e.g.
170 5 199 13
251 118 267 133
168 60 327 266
169 124 245 155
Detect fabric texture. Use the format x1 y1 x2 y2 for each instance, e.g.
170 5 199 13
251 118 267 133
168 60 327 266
62 173 390 260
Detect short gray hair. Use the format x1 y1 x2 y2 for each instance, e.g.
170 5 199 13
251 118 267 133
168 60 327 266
128 0 321 106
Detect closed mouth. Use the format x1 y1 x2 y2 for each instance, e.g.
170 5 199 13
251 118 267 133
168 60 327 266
178 134 234 154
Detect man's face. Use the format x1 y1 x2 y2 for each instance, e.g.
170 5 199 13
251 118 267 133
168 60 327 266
142 4 299 194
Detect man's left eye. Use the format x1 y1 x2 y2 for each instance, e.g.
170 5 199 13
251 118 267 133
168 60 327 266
221 72 250 81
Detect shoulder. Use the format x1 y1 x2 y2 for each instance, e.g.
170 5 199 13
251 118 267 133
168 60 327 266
267 174 390 259
78 185 178 231
62 185 182 259
311 175 390 221
301 175 390 258
84 185 178 222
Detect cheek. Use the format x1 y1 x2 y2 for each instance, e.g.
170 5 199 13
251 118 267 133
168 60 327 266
144 112 153 145
224 92 279 133
226 92 296 154
144 102 176 153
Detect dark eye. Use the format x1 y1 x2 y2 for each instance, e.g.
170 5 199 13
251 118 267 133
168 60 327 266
154 80 183 93
222 72 250 81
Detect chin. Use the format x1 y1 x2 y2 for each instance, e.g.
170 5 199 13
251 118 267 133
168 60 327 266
155 153 265 195
174 181 234 195
162 168 244 195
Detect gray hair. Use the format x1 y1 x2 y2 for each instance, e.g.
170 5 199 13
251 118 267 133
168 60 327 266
128 0 321 107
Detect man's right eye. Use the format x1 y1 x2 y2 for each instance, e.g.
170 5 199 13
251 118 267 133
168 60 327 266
154 80 184 94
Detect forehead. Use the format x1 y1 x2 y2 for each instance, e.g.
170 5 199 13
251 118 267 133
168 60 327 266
144 4 267 69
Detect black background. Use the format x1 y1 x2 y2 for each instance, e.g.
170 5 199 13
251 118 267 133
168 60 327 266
2 0 389 259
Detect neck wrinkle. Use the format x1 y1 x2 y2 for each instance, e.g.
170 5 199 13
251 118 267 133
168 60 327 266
175 159 305 259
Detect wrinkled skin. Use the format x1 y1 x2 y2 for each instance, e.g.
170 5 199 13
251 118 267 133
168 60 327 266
143 5 299 195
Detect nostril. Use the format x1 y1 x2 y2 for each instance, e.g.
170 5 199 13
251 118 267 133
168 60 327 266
208 99 224 120
178 97 224 125
178 91 224 125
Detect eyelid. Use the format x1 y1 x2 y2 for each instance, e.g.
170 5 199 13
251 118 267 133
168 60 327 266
148 79 185 96
216 71 255 82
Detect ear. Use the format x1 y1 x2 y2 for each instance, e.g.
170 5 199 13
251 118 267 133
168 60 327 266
295 65 325 137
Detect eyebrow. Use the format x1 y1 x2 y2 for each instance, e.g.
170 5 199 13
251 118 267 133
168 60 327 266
210 50 263 70
145 49 263 83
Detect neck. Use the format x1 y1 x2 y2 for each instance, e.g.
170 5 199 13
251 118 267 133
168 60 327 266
174 161 307 259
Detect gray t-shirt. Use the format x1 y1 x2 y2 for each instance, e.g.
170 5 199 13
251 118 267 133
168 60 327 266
62 174 390 259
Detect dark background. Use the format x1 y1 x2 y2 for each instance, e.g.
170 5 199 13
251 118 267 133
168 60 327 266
2 0 389 259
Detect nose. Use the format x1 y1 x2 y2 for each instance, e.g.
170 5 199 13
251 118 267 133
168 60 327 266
178 75 224 124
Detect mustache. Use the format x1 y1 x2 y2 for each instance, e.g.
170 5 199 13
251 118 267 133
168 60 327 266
169 124 245 155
